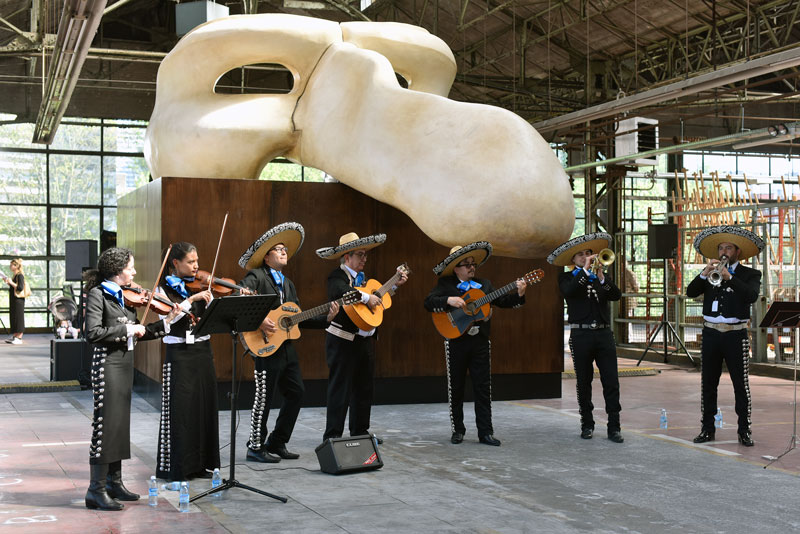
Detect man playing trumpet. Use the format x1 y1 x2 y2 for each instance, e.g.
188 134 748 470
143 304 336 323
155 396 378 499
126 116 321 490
686 226 763 447
548 233 623 443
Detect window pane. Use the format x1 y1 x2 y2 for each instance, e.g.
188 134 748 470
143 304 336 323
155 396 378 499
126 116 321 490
49 260 66 292
0 151 47 203
50 122 101 151
303 167 327 182
738 155 769 178
103 125 147 153
0 118 38 149
50 154 101 205
104 208 117 232
103 157 150 205
51 208 99 254
0 205 47 255
259 162 301 181
702 153 736 175
684 153 702 172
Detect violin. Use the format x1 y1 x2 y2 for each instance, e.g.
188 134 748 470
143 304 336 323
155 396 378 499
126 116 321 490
122 282 179 316
186 270 255 296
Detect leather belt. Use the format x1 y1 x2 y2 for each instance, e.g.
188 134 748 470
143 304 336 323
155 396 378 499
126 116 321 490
569 322 610 330
703 321 748 332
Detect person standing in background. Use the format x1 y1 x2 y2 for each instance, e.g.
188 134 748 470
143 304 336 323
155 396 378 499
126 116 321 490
3 258 27 344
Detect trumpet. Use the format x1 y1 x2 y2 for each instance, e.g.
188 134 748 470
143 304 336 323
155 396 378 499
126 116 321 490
590 248 616 271
708 255 729 287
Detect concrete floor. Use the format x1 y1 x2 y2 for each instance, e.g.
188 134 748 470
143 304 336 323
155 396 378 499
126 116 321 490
1 334 800 533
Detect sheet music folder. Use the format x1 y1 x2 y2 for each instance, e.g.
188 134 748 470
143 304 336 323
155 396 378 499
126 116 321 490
193 294 277 337
759 301 800 329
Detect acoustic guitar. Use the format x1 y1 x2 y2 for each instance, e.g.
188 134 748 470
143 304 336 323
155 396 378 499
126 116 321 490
241 290 361 357
431 269 544 339
344 263 412 331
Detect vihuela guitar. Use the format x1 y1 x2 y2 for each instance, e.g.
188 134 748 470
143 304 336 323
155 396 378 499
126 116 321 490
344 263 411 331
431 269 544 339
242 290 361 357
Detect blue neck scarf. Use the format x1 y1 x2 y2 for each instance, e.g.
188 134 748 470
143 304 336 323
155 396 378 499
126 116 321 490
353 271 365 287
456 279 482 292
165 275 190 299
269 268 285 289
572 266 597 282
100 280 125 309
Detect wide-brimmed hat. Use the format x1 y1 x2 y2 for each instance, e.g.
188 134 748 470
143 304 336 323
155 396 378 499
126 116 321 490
433 242 492 276
316 232 386 260
238 222 305 270
547 232 612 267
693 225 764 260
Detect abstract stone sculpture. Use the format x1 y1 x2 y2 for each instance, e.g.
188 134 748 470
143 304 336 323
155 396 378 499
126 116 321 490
145 14 574 258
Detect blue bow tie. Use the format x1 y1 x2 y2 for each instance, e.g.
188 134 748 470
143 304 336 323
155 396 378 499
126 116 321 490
572 267 596 282
353 272 365 287
165 275 190 299
269 268 285 289
456 280 482 292
100 281 125 309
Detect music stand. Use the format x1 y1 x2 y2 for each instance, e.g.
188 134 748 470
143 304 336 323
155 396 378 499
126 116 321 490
637 259 695 366
759 301 800 467
188 294 287 503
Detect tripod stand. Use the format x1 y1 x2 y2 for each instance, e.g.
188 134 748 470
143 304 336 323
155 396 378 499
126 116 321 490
638 259 694 366
759 303 800 467
189 294 287 504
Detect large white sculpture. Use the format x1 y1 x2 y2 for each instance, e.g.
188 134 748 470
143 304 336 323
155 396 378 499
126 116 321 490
145 14 574 258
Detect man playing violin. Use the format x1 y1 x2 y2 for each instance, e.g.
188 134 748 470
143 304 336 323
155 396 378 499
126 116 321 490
547 233 623 443
155 242 220 481
423 242 525 447
316 232 407 444
238 223 338 462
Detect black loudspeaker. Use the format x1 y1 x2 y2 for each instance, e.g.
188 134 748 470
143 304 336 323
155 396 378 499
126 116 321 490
50 339 90 383
65 240 98 281
648 224 678 260
315 435 383 475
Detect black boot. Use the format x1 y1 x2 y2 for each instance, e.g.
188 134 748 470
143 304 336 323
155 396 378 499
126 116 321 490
106 460 140 501
86 464 124 511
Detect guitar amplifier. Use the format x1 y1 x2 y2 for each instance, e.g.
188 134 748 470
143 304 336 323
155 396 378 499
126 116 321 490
315 435 383 475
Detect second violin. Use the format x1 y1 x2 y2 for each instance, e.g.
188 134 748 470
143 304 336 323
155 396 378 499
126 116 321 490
186 270 255 296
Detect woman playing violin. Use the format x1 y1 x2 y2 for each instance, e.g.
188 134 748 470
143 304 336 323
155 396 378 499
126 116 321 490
155 242 221 481
83 247 179 511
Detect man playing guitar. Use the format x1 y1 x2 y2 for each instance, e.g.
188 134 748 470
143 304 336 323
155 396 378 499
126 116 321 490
423 242 526 447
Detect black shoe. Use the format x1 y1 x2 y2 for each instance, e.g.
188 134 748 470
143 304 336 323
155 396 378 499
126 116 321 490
451 432 464 444
693 430 715 443
479 434 501 446
106 482 139 501
607 431 624 443
246 448 281 463
85 488 124 511
580 428 593 439
738 431 755 447
265 442 300 460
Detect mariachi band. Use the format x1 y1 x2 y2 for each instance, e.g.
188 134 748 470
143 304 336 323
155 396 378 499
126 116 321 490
83 223 764 510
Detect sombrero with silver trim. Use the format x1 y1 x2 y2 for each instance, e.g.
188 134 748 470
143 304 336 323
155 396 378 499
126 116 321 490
316 232 386 260
693 225 764 260
547 232 612 267
433 242 492 277
238 222 305 270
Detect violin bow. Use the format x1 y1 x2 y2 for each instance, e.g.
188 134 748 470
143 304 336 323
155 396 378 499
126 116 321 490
208 212 229 292
141 244 173 325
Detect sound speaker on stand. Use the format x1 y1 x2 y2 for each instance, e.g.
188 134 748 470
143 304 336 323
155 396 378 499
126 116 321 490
65 240 98 281
315 435 383 475
647 224 678 260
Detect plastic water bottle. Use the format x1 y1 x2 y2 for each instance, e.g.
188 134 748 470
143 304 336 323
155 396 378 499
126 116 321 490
659 409 668 429
178 481 190 512
211 468 222 498
163 481 180 491
715 408 724 429
148 475 158 506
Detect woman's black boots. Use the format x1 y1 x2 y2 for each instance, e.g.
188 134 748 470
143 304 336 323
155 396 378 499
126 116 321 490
85 463 124 511
106 460 140 501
